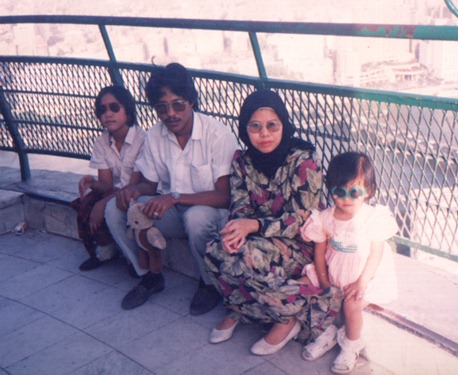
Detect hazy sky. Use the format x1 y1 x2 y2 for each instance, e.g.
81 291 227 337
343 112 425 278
1 0 451 24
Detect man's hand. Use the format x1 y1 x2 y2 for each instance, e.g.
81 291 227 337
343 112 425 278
142 194 176 219
115 185 140 211
79 175 95 198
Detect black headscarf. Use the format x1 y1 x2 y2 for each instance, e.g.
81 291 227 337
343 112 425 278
238 90 314 178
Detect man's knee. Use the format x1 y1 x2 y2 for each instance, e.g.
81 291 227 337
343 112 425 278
104 198 124 228
183 206 226 237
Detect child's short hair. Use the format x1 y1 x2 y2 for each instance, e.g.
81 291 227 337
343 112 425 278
145 62 199 111
325 151 377 199
94 85 137 127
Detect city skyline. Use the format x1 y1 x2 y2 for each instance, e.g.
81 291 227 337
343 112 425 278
1 0 457 97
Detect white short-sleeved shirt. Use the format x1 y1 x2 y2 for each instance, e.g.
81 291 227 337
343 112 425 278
89 126 146 189
136 112 238 194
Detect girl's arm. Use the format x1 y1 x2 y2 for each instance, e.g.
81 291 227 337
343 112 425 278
315 241 332 289
344 240 384 301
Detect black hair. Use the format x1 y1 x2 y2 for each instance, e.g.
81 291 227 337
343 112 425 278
325 151 377 199
145 62 199 110
94 85 137 127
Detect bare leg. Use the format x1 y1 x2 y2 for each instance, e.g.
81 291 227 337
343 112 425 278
343 298 368 340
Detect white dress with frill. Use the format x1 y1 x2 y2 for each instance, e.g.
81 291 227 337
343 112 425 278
301 204 398 305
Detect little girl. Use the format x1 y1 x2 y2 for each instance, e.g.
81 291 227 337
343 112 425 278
73 85 145 272
300 151 398 374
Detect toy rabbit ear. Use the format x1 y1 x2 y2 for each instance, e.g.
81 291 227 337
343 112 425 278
129 198 136 207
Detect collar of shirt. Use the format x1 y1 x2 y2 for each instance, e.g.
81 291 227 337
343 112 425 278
108 126 137 147
159 111 203 142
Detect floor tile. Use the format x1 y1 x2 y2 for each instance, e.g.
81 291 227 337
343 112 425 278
86 302 181 348
0 263 73 300
17 275 120 329
6 331 112 375
0 315 78 368
0 255 38 282
118 317 209 371
0 300 44 338
72 351 154 375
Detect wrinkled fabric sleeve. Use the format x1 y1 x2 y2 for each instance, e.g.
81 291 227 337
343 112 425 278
229 151 257 220
301 210 327 243
259 153 322 239
135 129 159 183
89 134 109 170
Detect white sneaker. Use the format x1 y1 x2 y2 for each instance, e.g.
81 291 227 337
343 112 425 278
302 324 338 361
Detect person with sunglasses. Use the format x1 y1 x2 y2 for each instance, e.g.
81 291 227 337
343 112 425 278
73 85 146 271
300 151 398 374
104 62 238 314
204 90 342 357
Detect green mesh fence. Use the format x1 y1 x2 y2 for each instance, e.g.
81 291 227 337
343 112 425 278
0 15 457 263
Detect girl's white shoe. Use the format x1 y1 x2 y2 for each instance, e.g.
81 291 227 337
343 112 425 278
331 328 366 374
302 324 338 361
250 321 301 356
209 321 239 344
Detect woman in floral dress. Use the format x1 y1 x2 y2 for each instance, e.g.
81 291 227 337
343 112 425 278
204 90 342 356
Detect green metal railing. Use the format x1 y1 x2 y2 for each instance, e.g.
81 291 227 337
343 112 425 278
0 15 457 263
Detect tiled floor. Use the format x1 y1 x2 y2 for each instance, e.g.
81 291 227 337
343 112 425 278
0 229 390 375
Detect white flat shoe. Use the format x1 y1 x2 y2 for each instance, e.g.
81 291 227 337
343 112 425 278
250 321 301 356
209 321 239 344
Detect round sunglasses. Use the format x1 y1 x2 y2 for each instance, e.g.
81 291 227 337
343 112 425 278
331 186 366 199
96 102 122 117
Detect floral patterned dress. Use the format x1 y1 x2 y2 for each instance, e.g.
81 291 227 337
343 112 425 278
204 147 343 342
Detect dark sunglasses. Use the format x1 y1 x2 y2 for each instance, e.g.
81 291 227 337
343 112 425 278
153 100 187 115
331 186 366 199
96 102 122 117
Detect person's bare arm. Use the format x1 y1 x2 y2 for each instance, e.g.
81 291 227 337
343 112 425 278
142 175 231 219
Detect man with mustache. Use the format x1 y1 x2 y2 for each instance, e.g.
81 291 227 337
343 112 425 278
105 63 238 315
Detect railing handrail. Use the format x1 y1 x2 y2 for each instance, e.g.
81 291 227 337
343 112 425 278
1 15 458 41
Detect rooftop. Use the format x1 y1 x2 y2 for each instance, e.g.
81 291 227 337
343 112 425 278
1 160 458 374
1 229 392 375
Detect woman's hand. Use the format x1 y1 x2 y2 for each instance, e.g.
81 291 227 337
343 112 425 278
79 175 95 198
343 278 368 301
220 218 259 254
89 200 106 233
